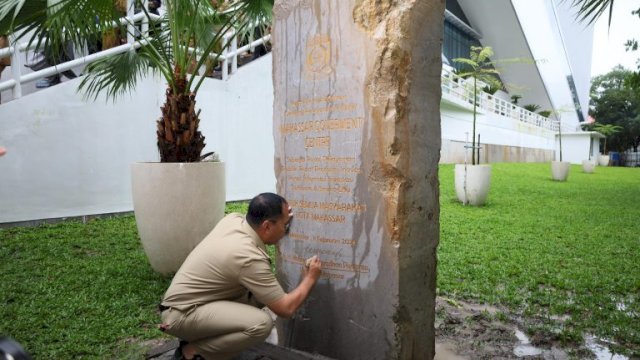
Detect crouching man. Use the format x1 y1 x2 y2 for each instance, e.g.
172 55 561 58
159 193 322 360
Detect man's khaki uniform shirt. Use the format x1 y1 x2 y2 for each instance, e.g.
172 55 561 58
162 213 285 308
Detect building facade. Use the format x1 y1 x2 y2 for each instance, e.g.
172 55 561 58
440 0 594 163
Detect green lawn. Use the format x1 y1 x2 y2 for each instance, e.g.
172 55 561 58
0 163 638 358
439 163 640 355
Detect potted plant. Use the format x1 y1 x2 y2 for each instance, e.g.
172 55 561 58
452 46 506 206
1 0 273 274
523 104 541 113
538 110 552 118
593 122 622 166
551 112 570 181
582 135 596 173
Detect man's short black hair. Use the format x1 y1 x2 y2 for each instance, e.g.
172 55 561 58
246 193 287 227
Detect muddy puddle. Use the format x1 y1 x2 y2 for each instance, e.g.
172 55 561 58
434 297 633 360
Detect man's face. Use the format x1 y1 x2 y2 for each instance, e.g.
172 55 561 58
264 203 293 245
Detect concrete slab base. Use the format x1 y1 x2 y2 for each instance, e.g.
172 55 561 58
146 341 335 360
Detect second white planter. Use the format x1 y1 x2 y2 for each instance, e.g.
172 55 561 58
582 159 595 174
551 161 570 181
454 164 491 206
598 155 610 166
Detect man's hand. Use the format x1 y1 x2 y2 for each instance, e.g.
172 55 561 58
268 255 322 318
304 255 322 282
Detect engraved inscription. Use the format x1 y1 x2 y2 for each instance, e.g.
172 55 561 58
279 87 370 283
304 136 330 149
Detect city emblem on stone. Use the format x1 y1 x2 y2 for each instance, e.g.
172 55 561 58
304 34 333 79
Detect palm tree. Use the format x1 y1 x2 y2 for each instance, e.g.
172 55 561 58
593 122 623 154
0 0 273 162
453 46 504 165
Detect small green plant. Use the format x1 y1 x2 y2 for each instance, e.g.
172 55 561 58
510 94 522 105
523 104 541 112
538 110 552 118
482 84 501 95
453 46 503 165
592 122 623 154
454 47 531 165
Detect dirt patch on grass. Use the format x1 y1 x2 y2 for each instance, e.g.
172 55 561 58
435 297 574 360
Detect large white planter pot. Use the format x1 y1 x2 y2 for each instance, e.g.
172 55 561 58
598 155 610 167
454 164 491 206
551 161 570 181
582 160 595 174
131 161 225 275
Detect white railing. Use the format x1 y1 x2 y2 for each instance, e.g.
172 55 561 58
2 12 558 135
441 66 560 132
0 4 271 101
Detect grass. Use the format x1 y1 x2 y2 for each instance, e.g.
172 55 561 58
439 163 640 355
0 202 255 359
0 163 638 357
0 216 169 359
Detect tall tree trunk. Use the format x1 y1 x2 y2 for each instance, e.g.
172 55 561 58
156 70 206 162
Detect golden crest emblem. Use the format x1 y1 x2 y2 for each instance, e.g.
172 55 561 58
304 35 333 79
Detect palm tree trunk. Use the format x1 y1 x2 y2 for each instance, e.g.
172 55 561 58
156 69 206 162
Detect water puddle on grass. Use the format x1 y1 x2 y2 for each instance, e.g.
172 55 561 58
513 329 543 357
585 335 629 360
616 301 639 318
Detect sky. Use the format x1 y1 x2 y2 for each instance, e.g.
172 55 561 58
590 0 640 76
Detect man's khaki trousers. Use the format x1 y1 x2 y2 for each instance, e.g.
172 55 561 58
161 301 273 360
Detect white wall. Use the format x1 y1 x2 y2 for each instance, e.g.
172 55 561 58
440 101 556 163
0 55 276 223
555 132 602 164
196 56 276 200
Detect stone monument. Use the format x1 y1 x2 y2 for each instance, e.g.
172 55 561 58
272 1 443 359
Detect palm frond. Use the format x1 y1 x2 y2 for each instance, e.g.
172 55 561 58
452 57 478 68
565 0 614 26
79 50 157 102
476 46 494 63
2 0 125 61
0 0 47 35
481 76 503 90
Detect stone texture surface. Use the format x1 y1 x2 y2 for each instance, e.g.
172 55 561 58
272 1 443 359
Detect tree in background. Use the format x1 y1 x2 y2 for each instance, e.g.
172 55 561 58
589 66 640 152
